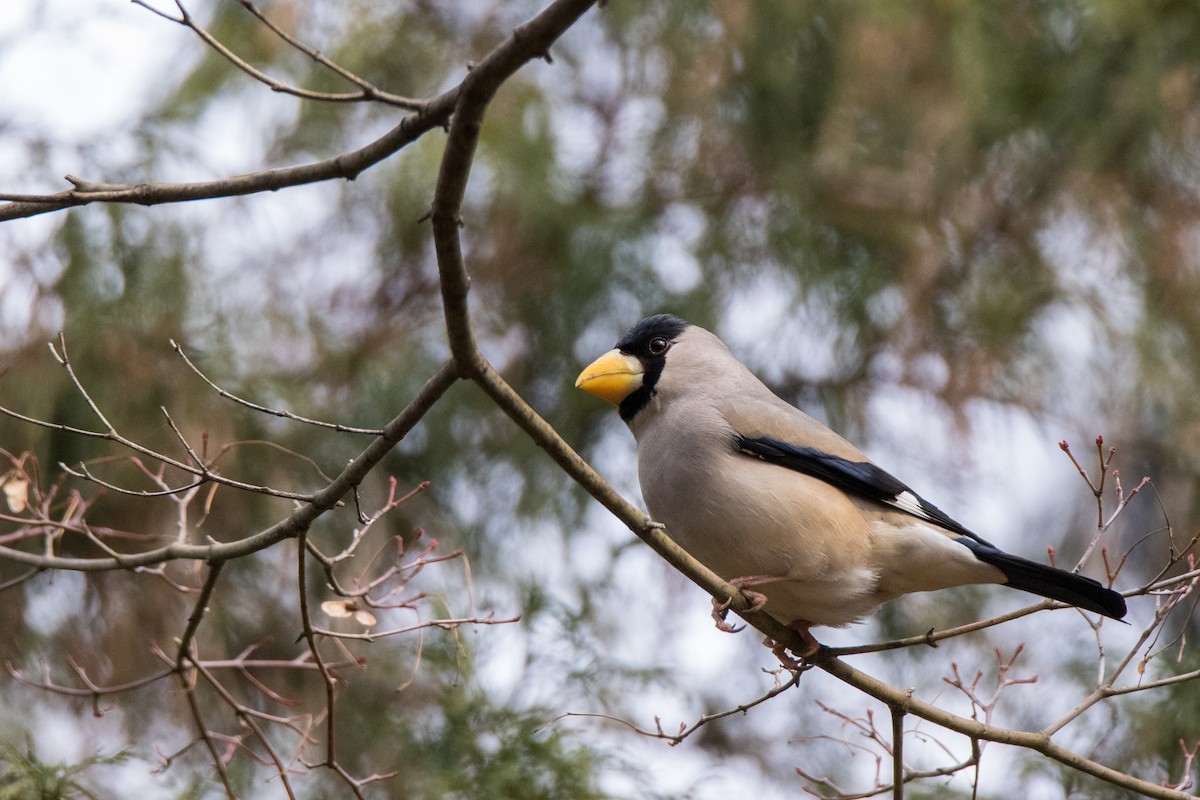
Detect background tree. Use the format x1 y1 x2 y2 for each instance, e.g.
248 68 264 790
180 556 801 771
0 1 1198 798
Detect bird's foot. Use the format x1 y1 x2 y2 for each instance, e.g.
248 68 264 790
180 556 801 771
787 619 821 656
711 576 774 633
762 619 820 669
729 576 772 611
711 597 744 633
764 637 804 670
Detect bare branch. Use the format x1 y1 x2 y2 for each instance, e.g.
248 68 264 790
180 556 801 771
187 657 302 800
312 614 519 642
796 738 980 800
890 705 905 800
549 668 804 747
295 524 339 772
0 0 599 222
57 460 207 498
829 604 1044 656
171 340 384 435
6 659 175 701
177 562 226 669
49 333 115 432
0 566 42 593
230 0 424 109
1166 740 1200 793
133 0 425 110
0 91 457 220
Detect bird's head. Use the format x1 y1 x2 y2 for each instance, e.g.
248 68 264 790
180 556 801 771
575 314 694 423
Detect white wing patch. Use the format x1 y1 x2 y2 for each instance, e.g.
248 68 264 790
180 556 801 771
888 490 930 521
882 488 977 539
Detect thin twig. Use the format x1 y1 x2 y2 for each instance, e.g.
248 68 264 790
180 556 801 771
891 705 905 800
312 614 518 642
187 658 301 800
177 562 225 669
0 90 459 221
231 0 424 109
549 668 804 746
295 527 339 769
132 0 425 110
171 340 383 435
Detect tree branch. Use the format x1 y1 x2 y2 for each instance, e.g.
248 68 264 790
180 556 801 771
0 92 457 221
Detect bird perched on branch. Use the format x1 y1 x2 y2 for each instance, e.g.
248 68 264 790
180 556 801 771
576 314 1126 656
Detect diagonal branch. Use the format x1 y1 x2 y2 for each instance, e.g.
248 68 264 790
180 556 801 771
420 0 758 630
426 0 801 651
419 4 1200 799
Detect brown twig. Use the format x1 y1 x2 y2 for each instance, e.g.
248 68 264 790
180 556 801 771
230 0 423 109
171 340 384 435
132 0 425 110
0 93 458 220
550 668 803 747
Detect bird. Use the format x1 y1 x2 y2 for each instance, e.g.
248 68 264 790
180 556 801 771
575 313 1126 656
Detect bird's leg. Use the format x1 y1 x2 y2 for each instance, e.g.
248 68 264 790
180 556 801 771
710 575 775 633
786 619 821 656
764 637 803 670
763 619 820 669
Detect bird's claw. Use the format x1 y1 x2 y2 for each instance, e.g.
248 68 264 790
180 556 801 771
762 619 821 669
711 596 745 633
764 637 805 670
737 586 769 613
711 579 771 633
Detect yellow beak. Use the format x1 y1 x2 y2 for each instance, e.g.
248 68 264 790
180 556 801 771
575 349 644 405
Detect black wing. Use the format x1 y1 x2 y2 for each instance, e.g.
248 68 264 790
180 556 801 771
735 435 979 539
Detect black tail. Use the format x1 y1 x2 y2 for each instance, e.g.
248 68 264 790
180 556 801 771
960 539 1127 620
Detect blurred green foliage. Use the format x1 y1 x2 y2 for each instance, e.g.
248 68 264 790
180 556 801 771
1 0 1199 797
0 741 131 800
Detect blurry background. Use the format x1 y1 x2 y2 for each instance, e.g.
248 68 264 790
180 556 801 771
1 1 1198 797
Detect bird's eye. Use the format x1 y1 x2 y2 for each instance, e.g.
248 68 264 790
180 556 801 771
647 337 670 356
